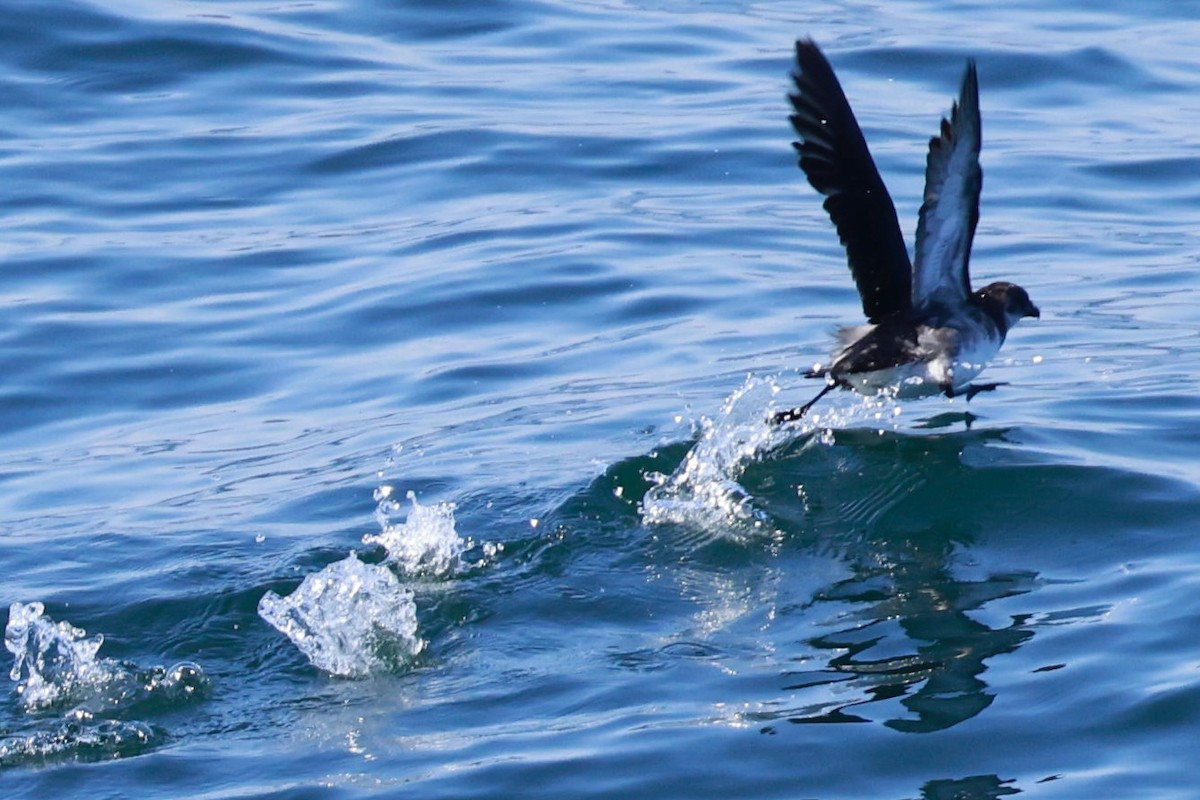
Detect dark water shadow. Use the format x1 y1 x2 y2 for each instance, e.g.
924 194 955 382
911 773 1021 799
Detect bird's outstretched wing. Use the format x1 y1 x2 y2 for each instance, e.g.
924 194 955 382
912 62 981 310
790 40 912 323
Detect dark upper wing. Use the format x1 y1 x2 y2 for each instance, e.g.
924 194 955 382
912 61 981 310
790 39 912 323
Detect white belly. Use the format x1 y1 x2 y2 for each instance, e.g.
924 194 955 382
842 331 1000 399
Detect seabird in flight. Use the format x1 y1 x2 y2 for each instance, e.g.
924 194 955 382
772 40 1039 424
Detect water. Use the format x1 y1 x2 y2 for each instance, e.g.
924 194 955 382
3 0 1200 796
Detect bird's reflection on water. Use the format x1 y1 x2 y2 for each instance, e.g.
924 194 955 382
748 423 1039 733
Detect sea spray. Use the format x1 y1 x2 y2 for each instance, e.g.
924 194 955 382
258 488 498 676
639 374 905 532
641 375 791 531
5 602 206 712
6 601 109 709
257 553 424 678
2 603 207 765
365 488 466 575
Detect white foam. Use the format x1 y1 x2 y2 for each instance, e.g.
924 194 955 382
257 553 424 678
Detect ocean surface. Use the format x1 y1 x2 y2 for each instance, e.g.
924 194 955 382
3 0 1200 797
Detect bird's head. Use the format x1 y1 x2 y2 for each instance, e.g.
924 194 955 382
977 281 1039 333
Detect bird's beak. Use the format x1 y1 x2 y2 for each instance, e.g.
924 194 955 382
1027 304 1041 319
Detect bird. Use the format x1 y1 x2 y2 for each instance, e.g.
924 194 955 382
772 40 1039 425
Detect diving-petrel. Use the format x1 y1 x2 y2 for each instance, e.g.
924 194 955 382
772 40 1039 424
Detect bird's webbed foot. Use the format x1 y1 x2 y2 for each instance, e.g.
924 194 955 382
942 382 1008 402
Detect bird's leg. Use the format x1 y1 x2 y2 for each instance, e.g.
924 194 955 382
771 382 837 424
942 382 1008 402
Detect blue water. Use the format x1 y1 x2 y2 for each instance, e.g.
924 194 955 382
4 0 1200 797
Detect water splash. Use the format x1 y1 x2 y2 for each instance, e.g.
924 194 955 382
2 603 207 766
259 489 499 677
6 601 109 710
640 374 905 533
5 602 206 713
0 717 160 768
364 488 466 576
257 553 424 678
641 375 791 531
